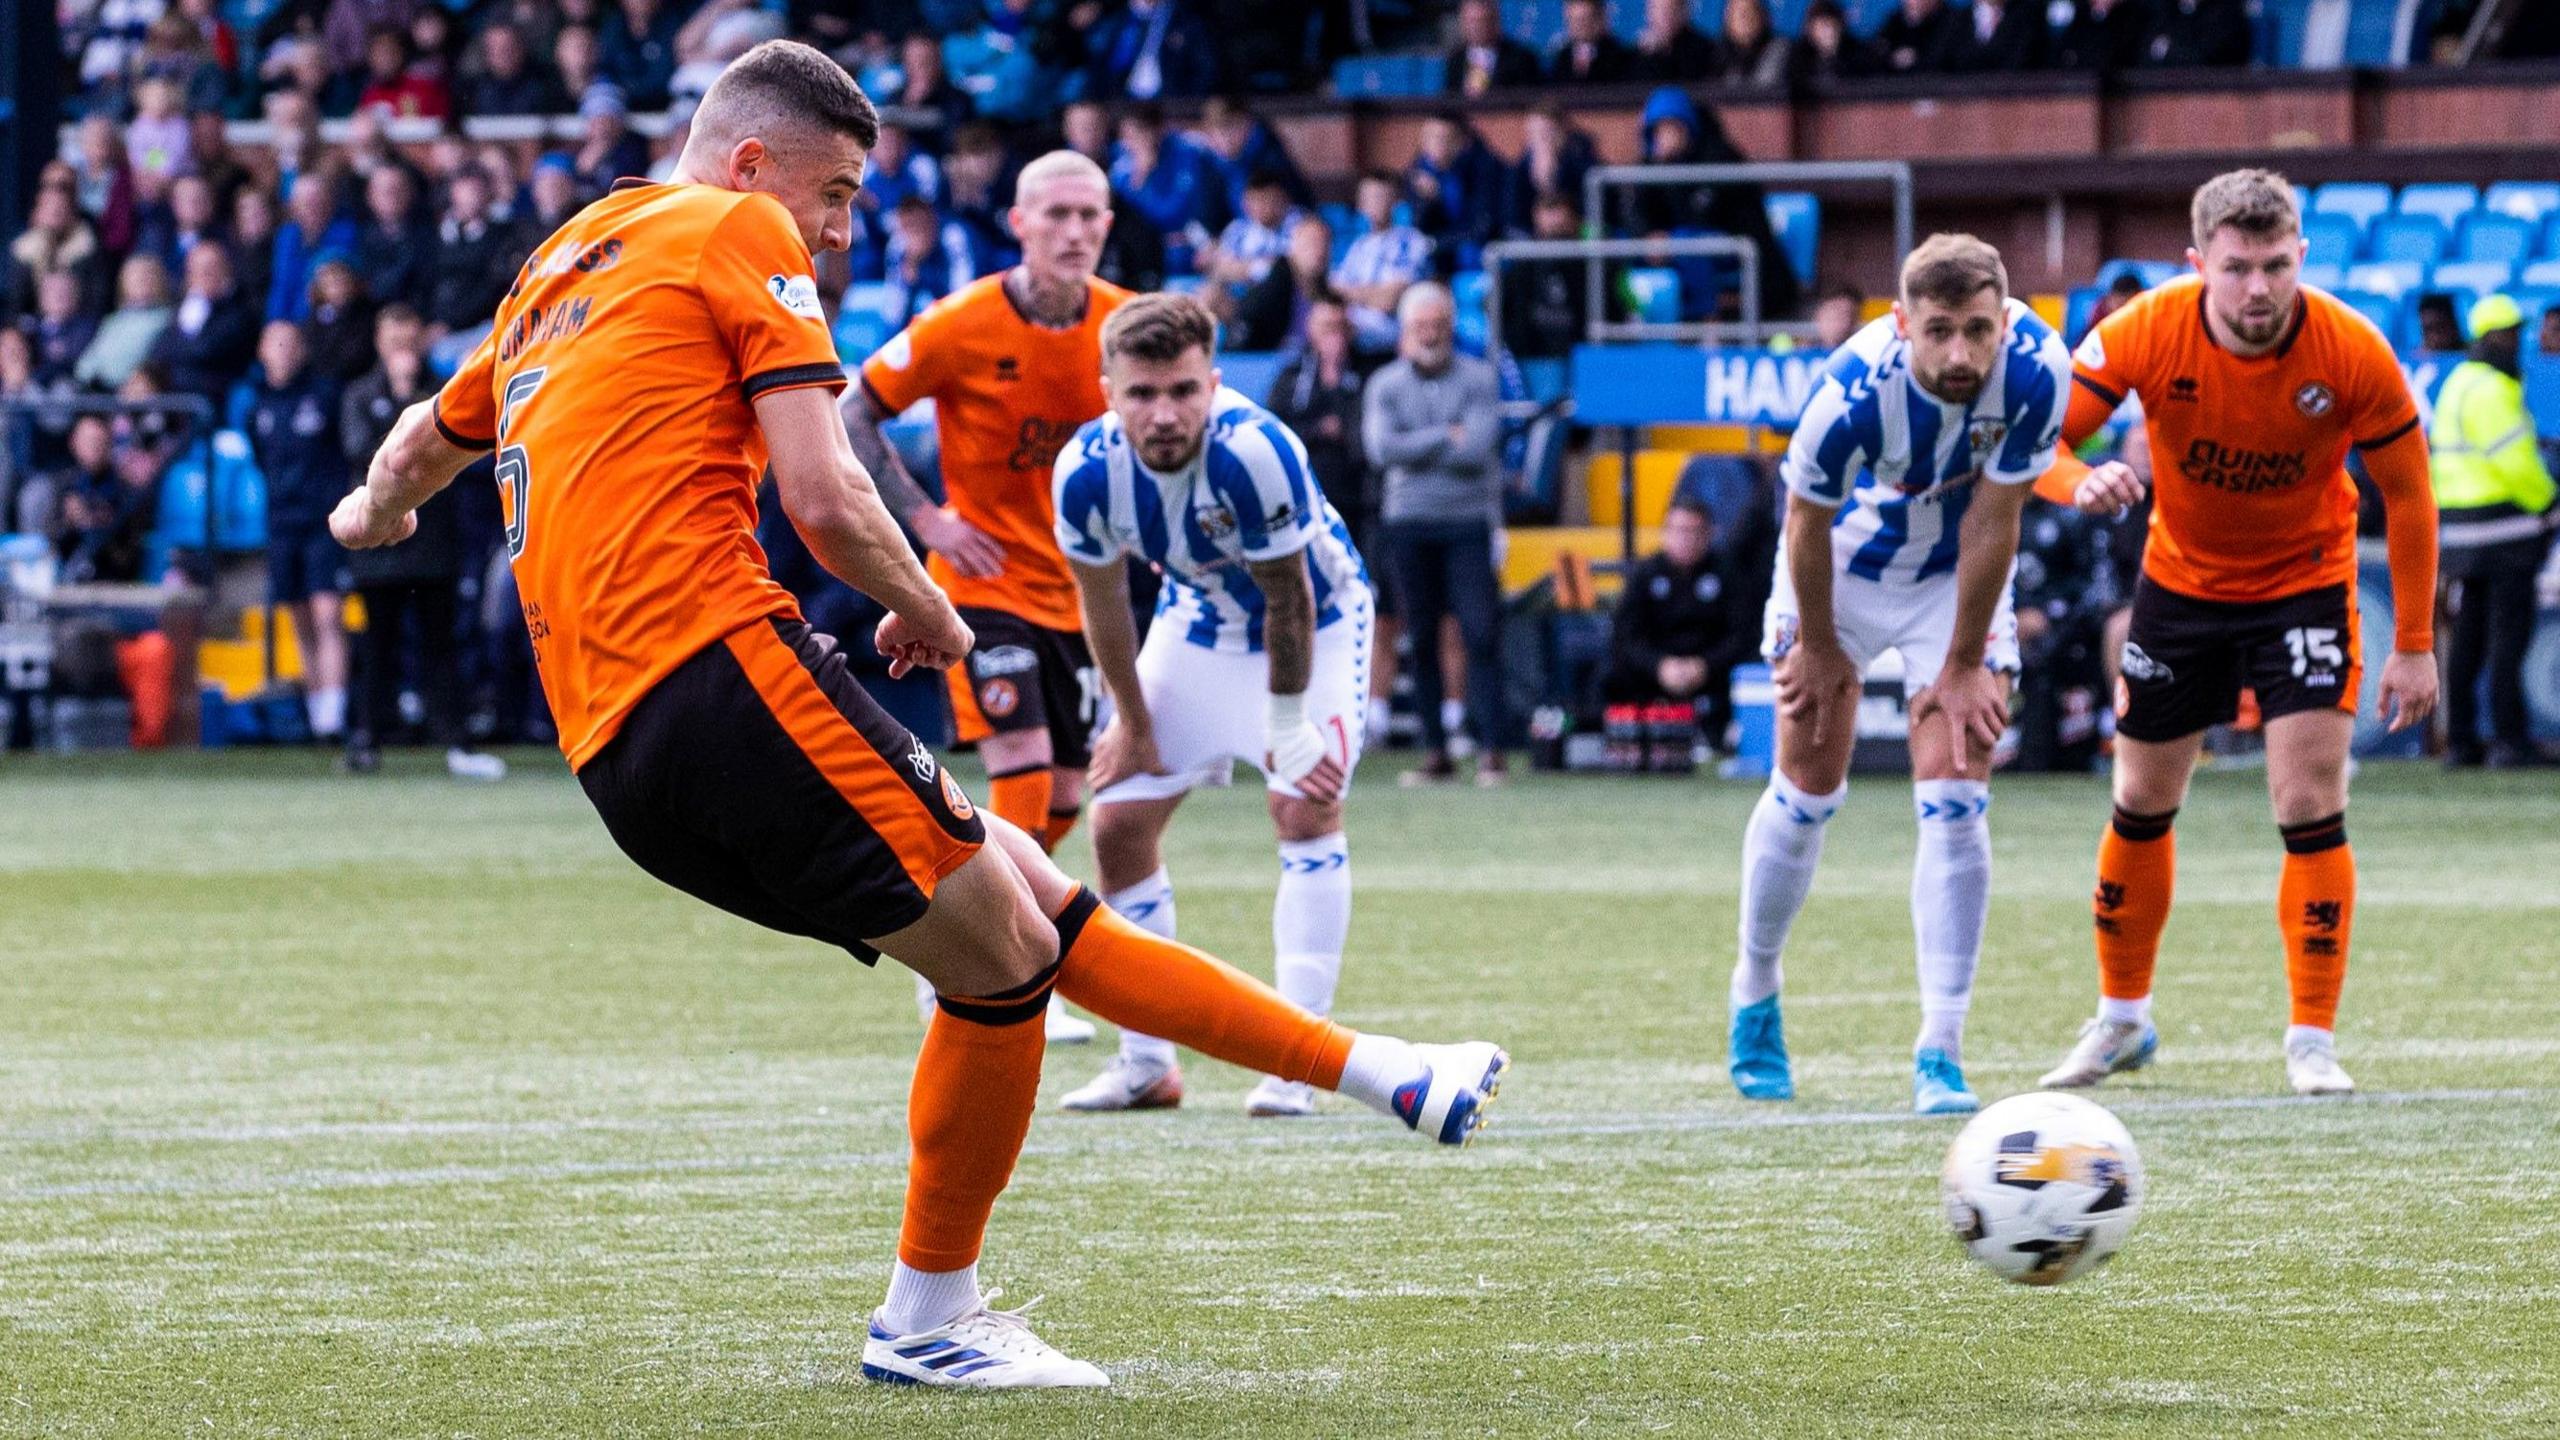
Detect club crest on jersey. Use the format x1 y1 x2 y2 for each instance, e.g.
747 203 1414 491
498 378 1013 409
981 678 1019 718
939 769 975 821
2119 641 2172 683
766 274 824 321
1197 505 1236 539
1967 418 2008 457
2294 381 2335 418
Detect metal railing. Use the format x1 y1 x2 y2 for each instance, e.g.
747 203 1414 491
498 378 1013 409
1481 234 1763 362
1580 159 1916 284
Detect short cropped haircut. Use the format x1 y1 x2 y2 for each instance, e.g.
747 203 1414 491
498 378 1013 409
1899 233 2008 311
694 40 878 153
1101 292 1219 366
1014 149 1108 208
2191 167 2298 251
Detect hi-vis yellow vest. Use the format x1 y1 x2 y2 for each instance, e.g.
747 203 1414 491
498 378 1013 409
2429 359 2555 519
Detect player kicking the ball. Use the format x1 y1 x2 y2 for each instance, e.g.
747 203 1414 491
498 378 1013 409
2035 169 2437 1096
332 42 1505 1389
1731 234 2071 1115
1050 293 1375 1118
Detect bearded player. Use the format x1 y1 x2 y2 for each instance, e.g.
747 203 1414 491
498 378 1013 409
2035 169 2437 1096
334 42 1508 1389
1051 293 1375 1118
1732 234 2071 1116
843 149 1131 1045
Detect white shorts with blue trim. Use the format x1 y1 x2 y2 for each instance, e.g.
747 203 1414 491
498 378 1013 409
1094 586 1374 805
1761 557 2018 699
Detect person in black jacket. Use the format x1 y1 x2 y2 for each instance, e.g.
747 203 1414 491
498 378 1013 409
429 171 519 334
2143 0 2251 66
1231 213 1339 353
148 239 260 408
337 304 505 779
1878 0 1957 72
1549 0 1639 84
355 165 439 314
1788 0 1882 83
1939 0 2046 71
2050 0 2155 70
1500 191 1592 358
245 319 350 742
1604 496 1753 747
1633 0 1722 81
1446 0 1544 96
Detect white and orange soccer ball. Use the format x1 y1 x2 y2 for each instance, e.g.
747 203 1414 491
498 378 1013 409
1941 1092 2145 1286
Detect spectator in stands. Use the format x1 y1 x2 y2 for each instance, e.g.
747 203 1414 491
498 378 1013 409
149 240 259 409
2541 307 2560 357
1112 104 1228 271
1061 102 1170 293
2143 0 2250 66
2051 0 2155 71
2088 269 2144 327
262 92 327 195
463 22 564 116
1364 282 1511 786
2432 295 2556 769
355 165 437 314
1810 283 1862 351
573 85 651 195
600 0 683 108
268 174 356 324
189 111 252 212
48 415 150 585
407 6 461 88
123 85 190 195
1549 0 1639 84
1604 495 1751 749
1407 112 1507 270
1499 191 1592 358
1505 102 1599 237
1878 0 1956 72
850 120 941 276
228 187 278 311
304 260 378 382
1087 0 1222 101
1940 0 2045 71
882 197 976 326
136 174 222 282
891 31 974 134
339 303 506 780
1788 0 1881 81
168 1 241 106
324 0 419 77
1447 0 1544 95
75 256 176 393
2416 294 2463 354
1615 87 1801 320
555 23 604 107
8 178 104 321
356 25 451 119
1632 0 1721 81
941 124 1023 274
1265 295 1386 728
1336 170 1435 352
26 272 100 388
1198 97 1314 215
430 172 517 334
1712 0 1793 84
1232 213 1339 352
2010 495 2123 770
527 154 586 234
245 318 351 741
1203 174 1305 303
944 0 1055 124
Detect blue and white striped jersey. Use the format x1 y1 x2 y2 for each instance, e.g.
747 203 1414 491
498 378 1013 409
1053 387 1369 654
1780 298 2072 584
1334 223 1434 290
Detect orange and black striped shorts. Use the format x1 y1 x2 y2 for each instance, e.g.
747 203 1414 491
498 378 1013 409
576 617 984 962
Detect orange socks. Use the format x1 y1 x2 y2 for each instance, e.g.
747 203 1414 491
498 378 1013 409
897 964 1056 1272
986 766 1055 849
2093 806 2176 1013
1049 888 1354 1089
2278 813 2354 1031
1043 806 1080 854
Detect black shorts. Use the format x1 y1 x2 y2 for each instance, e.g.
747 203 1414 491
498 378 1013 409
268 524 345 603
945 606 1097 768
577 616 985 963
2115 577 2362 743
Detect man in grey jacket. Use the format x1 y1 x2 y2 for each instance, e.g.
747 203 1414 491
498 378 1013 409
1361 282 1510 785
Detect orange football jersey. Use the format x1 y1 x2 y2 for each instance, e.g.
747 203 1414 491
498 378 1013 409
434 180 846 770
2066 276 2420 604
858 274 1130 632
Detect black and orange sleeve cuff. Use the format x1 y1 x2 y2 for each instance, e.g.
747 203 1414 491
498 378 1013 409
2353 414 2420 452
742 362 849 402
432 402 494 452
2071 372 2124 410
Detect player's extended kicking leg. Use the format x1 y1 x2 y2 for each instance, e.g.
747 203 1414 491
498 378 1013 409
871 814 1506 1388
1728 657 1857 1103
1901 672 2006 1117
909 727 1097 1045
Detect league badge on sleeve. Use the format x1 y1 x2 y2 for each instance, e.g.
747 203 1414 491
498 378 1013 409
767 273 825 322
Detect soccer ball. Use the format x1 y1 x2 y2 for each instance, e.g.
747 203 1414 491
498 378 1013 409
1941 1091 2144 1286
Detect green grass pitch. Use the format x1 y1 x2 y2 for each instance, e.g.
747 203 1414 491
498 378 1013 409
4 749 2557 1437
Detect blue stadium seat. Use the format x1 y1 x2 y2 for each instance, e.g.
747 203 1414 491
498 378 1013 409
2368 213 2449 265
1517 357 1568 404
2395 182 2481 230
157 429 267 553
2302 212 2363 267
1845 0 1900 37
2262 0 2312 66
2310 182 2394 234
2544 213 2560 261
2299 262 2348 293
2505 287 2560 339
2430 260 2518 298
2346 261 2422 299
2342 0 2408 65
1763 192 1820 290
1333 53 1444 97
1506 0 1563 46
1453 269 1490 350
2090 258 2180 293
2483 181 2560 227
834 282 895 363
2333 289 2400 338
2064 285 2103 345
1220 351 1286 402
2521 258 2560 289
2459 212 2537 266
1623 268 1682 323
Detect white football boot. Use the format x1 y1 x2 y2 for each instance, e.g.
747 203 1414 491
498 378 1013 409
2284 1028 2356 1095
2038 1017 2160 1089
1043 995 1096 1045
1059 1052 1185 1112
861 1291 1108 1389
1387 1041 1509 1145
1244 1076 1317 1117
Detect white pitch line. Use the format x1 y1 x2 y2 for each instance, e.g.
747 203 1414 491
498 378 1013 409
2 1088 2545 1204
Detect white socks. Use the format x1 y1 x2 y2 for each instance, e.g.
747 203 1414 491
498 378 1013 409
1335 1032 1423 1113
1366 695 1392 741
305 685 345 736
881 1260 979 1335
1274 833 1350 1018
1105 869 1180 1070
2102 995 2154 1027
1911 778 1991 1058
1733 772 1845 1008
